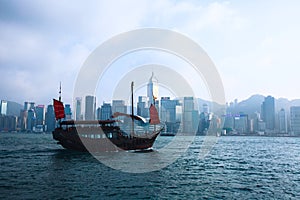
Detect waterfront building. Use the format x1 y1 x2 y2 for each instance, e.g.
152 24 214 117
0 100 8 115
112 100 127 114
176 104 183 132
26 109 35 131
147 72 158 106
35 105 45 126
64 104 72 120
96 107 101 120
45 105 55 132
198 104 211 135
19 109 28 131
261 96 275 131
85 95 96 120
100 103 112 120
160 97 180 133
24 102 35 111
223 113 248 134
202 103 209 113
278 108 287 134
0 115 17 131
137 96 149 118
290 106 300 136
234 113 248 134
75 97 82 120
182 97 197 133
258 120 266 132
223 113 234 131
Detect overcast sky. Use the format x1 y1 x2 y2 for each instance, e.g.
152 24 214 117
1 0 300 106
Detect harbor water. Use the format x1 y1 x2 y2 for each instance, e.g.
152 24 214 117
1 133 300 199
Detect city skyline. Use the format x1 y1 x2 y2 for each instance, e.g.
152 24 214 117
2 93 300 135
1 1 300 105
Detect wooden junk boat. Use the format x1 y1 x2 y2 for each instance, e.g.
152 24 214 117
52 82 163 152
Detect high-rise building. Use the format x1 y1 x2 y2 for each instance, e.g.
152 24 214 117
202 103 209 113
198 104 211 135
64 104 72 120
278 108 287 134
182 97 196 133
261 96 275 131
27 109 35 131
24 102 29 111
290 106 300 136
160 97 180 133
0 100 8 115
100 103 112 120
112 100 127 114
45 105 55 132
137 96 149 118
234 113 248 134
19 109 28 131
0 115 17 132
96 107 101 120
75 97 82 120
85 95 96 120
147 72 158 107
35 105 45 126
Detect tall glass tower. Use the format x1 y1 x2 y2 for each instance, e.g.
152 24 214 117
261 96 275 131
147 72 158 107
85 95 96 120
75 97 82 120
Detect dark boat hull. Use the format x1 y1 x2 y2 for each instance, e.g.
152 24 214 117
52 126 161 152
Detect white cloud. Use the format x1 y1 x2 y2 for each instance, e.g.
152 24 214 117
1 0 300 106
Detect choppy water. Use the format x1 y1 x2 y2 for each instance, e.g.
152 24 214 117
1 133 300 199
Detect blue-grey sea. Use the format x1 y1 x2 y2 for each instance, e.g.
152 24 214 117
1 133 300 199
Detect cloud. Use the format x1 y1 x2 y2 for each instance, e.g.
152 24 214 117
1 0 300 106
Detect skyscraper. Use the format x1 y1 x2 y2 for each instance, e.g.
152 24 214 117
278 108 287 134
45 105 55 132
0 100 7 115
19 109 28 131
290 106 300 136
64 104 72 120
137 96 149 118
112 100 127 114
261 96 275 131
100 103 112 120
35 105 45 126
147 72 158 106
198 104 211 135
96 107 101 120
160 97 179 133
183 97 196 133
27 109 35 131
75 97 82 120
85 95 96 120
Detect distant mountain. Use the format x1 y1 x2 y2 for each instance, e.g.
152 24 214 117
276 98 300 113
226 94 300 116
227 94 264 116
197 98 225 116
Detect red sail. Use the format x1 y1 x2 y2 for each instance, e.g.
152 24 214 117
149 104 160 125
53 99 65 120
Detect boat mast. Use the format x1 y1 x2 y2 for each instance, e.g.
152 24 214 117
59 81 62 102
153 94 156 132
131 81 134 135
